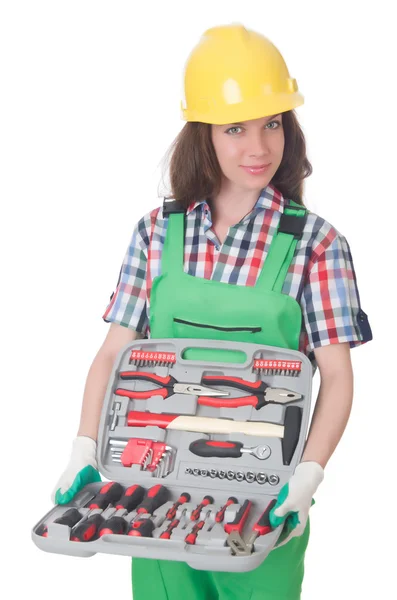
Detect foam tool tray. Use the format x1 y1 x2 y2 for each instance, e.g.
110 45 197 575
32 338 313 572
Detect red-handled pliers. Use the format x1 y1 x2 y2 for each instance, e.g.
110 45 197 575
198 375 302 410
115 372 228 400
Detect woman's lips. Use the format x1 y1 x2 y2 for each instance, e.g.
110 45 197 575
240 164 271 175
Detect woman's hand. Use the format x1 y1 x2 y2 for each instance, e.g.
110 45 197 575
269 461 324 547
51 436 101 504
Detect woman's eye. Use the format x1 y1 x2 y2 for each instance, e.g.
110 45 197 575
266 120 281 129
225 126 242 135
225 120 281 135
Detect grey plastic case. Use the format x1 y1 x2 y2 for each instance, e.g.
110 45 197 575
32 338 313 572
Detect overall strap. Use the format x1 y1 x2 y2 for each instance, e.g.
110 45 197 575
256 200 308 293
161 199 185 274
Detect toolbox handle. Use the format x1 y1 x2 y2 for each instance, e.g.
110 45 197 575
180 346 248 365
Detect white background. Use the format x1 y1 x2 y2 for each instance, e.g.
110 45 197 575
1 1 394 598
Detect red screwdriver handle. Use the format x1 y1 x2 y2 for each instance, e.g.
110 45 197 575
160 518 180 539
191 496 214 521
166 492 191 520
185 520 205 545
128 518 155 537
119 372 174 386
215 497 238 523
89 481 124 510
253 499 277 535
189 439 244 458
115 485 146 511
136 484 169 514
224 500 252 535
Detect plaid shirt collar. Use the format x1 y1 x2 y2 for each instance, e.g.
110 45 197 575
186 184 285 221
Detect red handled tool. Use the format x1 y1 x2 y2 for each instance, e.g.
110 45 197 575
191 495 214 521
224 499 252 536
127 517 155 537
215 497 238 523
189 439 271 460
160 508 188 539
116 372 227 400
185 510 212 545
98 485 146 536
227 499 276 556
128 484 169 527
70 482 124 542
198 375 302 409
166 492 191 520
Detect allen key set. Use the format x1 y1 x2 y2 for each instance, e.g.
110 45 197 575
33 338 313 573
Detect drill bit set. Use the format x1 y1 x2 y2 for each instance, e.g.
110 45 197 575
33 338 313 572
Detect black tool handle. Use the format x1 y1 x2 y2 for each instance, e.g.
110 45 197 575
201 375 269 393
88 481 124 510
54 508 82 527
70 513 104 542
136 484 169 514
189 439 243 458
128 518 155 537
115 485 146 511
119 372 175 386
99 516 129 536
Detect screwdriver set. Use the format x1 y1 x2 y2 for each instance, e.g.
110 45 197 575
32 338 313 572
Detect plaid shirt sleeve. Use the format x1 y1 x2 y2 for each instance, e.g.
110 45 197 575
300 232 373 351
101 217 149 335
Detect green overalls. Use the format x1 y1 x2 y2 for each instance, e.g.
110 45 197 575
132 199 310 600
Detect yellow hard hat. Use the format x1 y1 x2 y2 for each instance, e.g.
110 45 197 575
181 24 304 125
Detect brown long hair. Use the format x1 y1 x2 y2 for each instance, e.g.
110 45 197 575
159 109 313 209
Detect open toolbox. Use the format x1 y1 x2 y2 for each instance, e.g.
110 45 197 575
32 338 313 572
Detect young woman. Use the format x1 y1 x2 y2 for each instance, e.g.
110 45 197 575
52 24 373 599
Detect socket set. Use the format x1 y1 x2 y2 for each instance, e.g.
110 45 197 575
32 338 313 572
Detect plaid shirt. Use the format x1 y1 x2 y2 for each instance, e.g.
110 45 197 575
102 184 372 373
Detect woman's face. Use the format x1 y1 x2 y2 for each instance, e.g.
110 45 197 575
211 114 285 192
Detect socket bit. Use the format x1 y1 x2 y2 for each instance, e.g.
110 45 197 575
226 470 235 481
245 471 256 484
268 474 280 486
256 472 267 484
209 469 218 478
235 472 245 482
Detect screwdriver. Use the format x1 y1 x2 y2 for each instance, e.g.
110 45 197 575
98 485 146 536
127 517 155 537
129 484 169 524
160 508 188 539
37 508 83 537
215 497 238 523
166 492 191 520
190 495 214 521
70 481 124 542
185 510 212 545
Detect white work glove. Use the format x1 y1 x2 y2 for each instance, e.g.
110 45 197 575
269 461 324 548
51 436 101 505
